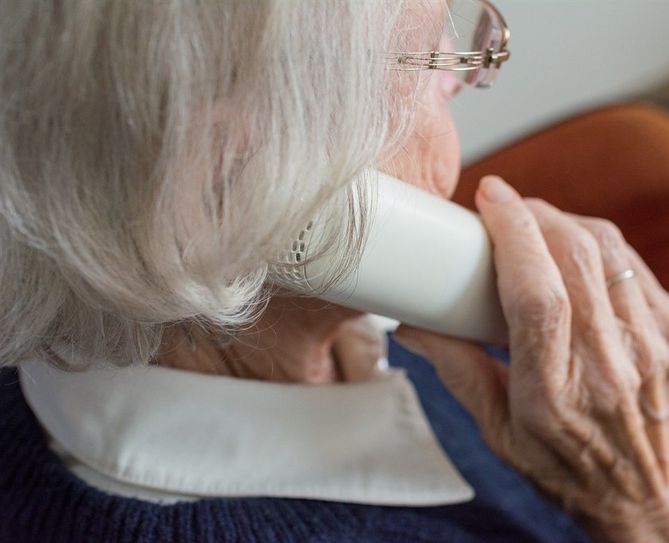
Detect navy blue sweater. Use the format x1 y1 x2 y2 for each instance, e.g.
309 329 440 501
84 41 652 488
0 339 590 542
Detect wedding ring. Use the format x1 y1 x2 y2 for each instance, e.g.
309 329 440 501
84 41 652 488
606 269 636 289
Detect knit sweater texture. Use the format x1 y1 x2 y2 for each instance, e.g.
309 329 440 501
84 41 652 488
0 339 590 542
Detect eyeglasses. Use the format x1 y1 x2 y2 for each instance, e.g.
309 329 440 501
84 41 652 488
385 0 510 89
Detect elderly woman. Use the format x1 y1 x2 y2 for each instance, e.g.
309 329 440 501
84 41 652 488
2 1 669 542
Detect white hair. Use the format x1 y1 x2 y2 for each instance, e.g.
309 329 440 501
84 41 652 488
0 1 439 368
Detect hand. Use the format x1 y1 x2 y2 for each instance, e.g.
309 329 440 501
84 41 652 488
155 295 386 383
394 176 669 542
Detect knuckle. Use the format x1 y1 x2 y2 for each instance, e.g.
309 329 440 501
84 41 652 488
633 333 669 379
659 340 669 370
511 286 570 329
566 231 601 273
594 366 640 410
579 350 641 413
586 218 626 252
516 399 564 438
625 370 643 396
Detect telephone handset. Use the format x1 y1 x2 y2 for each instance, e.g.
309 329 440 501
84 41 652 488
270 170 509 345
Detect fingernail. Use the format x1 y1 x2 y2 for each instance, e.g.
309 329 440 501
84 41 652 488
481 176 515 203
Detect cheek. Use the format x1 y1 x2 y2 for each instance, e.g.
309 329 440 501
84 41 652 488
423 81 462 199
382 74 462 200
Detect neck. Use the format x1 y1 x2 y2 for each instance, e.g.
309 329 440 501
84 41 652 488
153 297 377 383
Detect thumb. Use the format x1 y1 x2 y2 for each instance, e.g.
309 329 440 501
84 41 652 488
394 325 510 446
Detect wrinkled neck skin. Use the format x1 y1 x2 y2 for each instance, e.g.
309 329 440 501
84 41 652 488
154 297 384 384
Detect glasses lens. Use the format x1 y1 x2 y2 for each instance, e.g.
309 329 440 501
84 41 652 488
442 0 505 87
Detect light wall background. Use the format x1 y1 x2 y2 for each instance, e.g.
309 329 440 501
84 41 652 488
451 0 669 164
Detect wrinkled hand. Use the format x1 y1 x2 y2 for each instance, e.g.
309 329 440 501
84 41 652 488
156 295 386 383
395 176 669 542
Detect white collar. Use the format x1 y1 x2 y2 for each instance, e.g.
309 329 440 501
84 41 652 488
18 353 473 506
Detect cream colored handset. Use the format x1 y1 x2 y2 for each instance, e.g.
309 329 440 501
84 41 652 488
270 170 509 345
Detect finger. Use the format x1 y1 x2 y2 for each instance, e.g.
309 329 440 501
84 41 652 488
565 213 669 476
394 325 511 457
523 199 621 342
529 201 669 480
571 217 650 330
332 315 386 382
624 247 669 481
561 213 665 378
639 375 669 481
523 201 641 409
565 212 669 327
626 245 669 336
569 215 669 479
616 395 667 494
474 177 571 381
